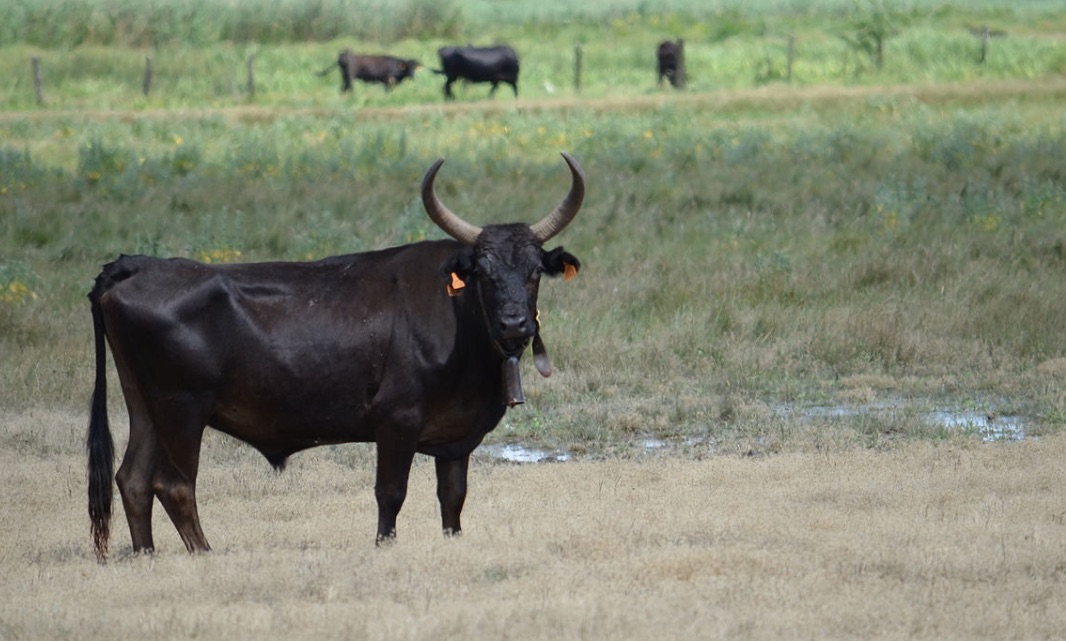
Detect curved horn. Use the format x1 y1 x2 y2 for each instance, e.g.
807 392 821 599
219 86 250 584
529 152 586 243
421 157 483 246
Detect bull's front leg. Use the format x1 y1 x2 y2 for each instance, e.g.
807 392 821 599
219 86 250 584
434 455 469 536
374 441 416 544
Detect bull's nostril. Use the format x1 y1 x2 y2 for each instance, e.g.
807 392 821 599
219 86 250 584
500 315 527 335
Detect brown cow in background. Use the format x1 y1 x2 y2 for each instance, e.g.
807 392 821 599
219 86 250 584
318 49 422 92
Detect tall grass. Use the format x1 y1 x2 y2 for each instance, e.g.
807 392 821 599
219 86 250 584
2 0 1063 48
2 81 1064 450
1 0 1064 451
0 0 463 47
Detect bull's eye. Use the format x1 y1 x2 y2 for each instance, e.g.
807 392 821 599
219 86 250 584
477 255 503 278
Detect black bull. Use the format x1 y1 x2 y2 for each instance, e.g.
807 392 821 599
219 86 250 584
657 40 685 88
434 45 520 100
87 154 585 560
317 50 421 92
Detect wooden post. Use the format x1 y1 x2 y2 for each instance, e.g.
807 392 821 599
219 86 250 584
246 53 256 101
31 56 44 106
573 44 582 93
676 38 686 89
142 55 153 97
979 25 990 64
787 35 795 83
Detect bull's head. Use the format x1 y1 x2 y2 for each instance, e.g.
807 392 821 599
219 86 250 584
422 153 584 405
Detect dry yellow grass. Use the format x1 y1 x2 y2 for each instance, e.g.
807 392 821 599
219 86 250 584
2 408 1065 640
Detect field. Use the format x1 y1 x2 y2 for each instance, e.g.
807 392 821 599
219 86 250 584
3 410 1066 640
1 0 1066 638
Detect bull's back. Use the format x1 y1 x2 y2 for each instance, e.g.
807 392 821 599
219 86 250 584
439 46 519 80
93 244 477 447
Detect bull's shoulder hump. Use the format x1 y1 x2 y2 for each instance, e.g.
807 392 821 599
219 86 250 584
97 255 214 298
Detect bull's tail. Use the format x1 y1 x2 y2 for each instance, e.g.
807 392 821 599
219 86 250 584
430 68 446 76
315 64 336 77
87 277 115 562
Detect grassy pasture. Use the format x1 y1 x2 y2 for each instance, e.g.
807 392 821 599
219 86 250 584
0 2 1065 639
3 77 1066 452
2 409 1066 640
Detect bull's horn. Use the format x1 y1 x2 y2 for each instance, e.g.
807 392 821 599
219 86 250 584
421 158 483 246
529 152 586 243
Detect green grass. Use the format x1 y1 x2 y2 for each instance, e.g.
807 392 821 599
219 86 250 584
3 82 1065 453
2 0 1064 49
1 1 1065 454
0 1 1063 110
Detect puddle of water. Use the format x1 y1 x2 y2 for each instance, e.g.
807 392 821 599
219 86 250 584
477 443 571 463
791 403 1027 442
479 402 1029 463
925 410 1025 442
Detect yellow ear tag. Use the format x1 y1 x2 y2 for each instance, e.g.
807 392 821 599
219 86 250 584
563 263 578 282
447 272 466 297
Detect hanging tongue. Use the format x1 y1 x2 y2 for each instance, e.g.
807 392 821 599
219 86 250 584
532 332 552 377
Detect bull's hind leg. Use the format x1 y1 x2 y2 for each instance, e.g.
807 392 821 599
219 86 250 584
115 391 159 554
156 464 210 553
150 397 212 553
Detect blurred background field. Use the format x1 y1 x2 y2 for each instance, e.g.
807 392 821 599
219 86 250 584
1 0 1064 110
1 0 1065 456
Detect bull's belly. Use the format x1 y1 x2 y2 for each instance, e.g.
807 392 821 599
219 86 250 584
209 401 376 452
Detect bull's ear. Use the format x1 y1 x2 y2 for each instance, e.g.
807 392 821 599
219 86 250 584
543 247 581 281
440 248 476 295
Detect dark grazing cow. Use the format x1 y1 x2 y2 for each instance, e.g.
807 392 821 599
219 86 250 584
657 39 686 88
434 45 520 100
86 154 585 560
317 49 422 92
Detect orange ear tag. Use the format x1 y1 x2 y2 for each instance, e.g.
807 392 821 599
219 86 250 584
447 272 466 297
563 263 578 282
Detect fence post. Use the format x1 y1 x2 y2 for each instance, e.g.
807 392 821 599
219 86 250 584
676 38 686 89
142 55 153 97
573 44 583 93
247 53 256 101
787 35 795 82
979 25 990 64
31 56 44 106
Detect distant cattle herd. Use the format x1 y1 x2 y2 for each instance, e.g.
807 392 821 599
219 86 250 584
320 40 686 99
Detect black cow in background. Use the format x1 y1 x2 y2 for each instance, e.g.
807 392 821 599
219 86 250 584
318 49 422 92
657 39 686 89
434 45 520 100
